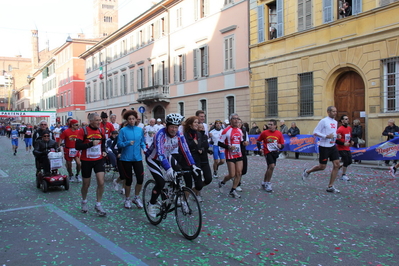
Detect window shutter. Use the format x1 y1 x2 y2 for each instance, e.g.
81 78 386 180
276 0 284 37
257 5 265 43
205 0 210 16
194 0 199 21
148 65 152 86
305 0 312 29
174 56 178 82
182 54 186 81
137 69 141 89
352 0 362 15
323 0 333 23
164 63 169 85
204 46 209 77
193 49 198 79
298 0 304 31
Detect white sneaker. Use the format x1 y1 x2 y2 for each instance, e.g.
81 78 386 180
69 175 74 183
340 174 350 181
235 186 242 192
264 182 273 192
389 166 397 177
113 179 120 192
147 203 159 218
132 196 143 209
75 175 82 182
81 200 88 213
278 153 286 159
218 180 225 193
119 188 125 195
94 204 107 216
302 169 309 181
213 171 218 178
229 189 241 198
124 198 132 209
196 195 204 202
326 186 340 193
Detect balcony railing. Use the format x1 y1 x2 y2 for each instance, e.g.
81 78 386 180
137 85 170 104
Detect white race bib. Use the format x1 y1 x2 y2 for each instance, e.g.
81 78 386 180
87 145 101 158
69 148 78 158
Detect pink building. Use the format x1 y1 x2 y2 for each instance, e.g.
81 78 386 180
80 0 250 125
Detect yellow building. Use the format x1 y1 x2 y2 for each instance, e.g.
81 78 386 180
250 0 399 146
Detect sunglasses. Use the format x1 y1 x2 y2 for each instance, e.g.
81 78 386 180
73 124 79 126
43 135 50 137
40 124 47 126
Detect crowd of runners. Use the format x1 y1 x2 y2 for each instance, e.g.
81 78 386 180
5 105 396 218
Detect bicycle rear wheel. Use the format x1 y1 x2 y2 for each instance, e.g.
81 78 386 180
143 179 163 225
175 187 202 240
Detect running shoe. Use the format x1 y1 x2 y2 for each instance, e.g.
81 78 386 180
196 195 204 203
229 190 241 198
124 198 132 209
94 204 107 216
389 166 397 177
235 186 243 192
181 200 190 213
326 186 340 193
340 174 350 181
213 171 218 178
218 180 225 192
69 175 74 183
132 196 143 209
81 200 88 213
75 175 82 182
302 169 309 181
147 202 160 218
264 182 273 192
113 179 120 192
120 188 125 195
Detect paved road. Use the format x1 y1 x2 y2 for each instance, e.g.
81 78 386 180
0 136 398 266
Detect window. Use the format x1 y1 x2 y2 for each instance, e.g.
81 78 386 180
150 23 154 41
298 0 312 31
226 96 235 118
121 73 127 95
108 78 113 98
148 64 155 86
93 82 97 101
130 69 134 93
383 57 399 112
323 0 333 23
224 0 233 5
193 46 209 78
299 72 314 117
161 18 165 36
137 68 145 89
224 35 235 71
179 102 184 116
258 1 283 41
194 0 209 20
174 54 186 83
159 60 168 85
100 82 104 100
266 78 278 117
113 75 118 96
381 0 398 6
176 8 182 28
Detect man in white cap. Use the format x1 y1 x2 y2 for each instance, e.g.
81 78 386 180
154 118 164 132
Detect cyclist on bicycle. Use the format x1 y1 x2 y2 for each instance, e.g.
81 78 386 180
145 113 202 217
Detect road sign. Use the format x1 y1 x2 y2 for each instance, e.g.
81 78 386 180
68 111 73 117
138 106 145 113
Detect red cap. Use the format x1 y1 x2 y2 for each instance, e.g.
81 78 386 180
69 119 79 126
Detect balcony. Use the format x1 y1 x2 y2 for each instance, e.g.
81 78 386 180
137 85 170 105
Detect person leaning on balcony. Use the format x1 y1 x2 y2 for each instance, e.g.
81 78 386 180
339 2 352 18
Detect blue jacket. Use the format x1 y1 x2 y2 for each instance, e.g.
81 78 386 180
117 125 145 162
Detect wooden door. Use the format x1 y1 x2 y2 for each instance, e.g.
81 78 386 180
334 71 365 137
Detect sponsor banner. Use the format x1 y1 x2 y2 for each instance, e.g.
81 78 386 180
0 111 56 118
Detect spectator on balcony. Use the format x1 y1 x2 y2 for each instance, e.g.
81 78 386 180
339 2 352 18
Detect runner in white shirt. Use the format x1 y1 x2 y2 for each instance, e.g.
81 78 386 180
144 118 158 147
302 106 341 193
208 119 225 178
154 118 164 131
110 114 120 131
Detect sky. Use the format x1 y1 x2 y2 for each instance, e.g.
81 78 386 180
0 0 157 58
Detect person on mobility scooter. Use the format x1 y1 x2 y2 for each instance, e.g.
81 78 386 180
33 130 68 192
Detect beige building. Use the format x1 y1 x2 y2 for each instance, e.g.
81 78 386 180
250 0 399 146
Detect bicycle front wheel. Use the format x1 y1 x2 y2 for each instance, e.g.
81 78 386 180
175 187 202 240
143 179 163 225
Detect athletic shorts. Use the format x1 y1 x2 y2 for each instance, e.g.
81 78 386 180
24 138 32 147
339 150 352 167
11 139 18 146
81 158 105 178
213 146 225 160
63 148 81 162
265 151 279 165
226 157 243 163
319 146 340 164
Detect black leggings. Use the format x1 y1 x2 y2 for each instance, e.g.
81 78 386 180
119 160 144 186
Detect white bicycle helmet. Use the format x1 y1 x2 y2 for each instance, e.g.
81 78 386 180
165 113 184 126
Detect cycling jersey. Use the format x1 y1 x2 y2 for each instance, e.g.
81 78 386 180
145 127 195 171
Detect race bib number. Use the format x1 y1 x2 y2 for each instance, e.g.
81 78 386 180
87 145 101 158
11 134 18 139
267 141 278 152
69 148 78 158
231 144 241 156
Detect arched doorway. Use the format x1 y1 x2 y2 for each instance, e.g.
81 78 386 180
153 105 165 122
334 71 365 137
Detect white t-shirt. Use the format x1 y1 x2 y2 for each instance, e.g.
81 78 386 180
144 125 157 146
112 122 120 131
313 116 338 147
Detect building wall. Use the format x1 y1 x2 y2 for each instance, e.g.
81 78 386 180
82 0 250 125
250 0 399 146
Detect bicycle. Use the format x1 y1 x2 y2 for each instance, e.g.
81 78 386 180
143 170 202 240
